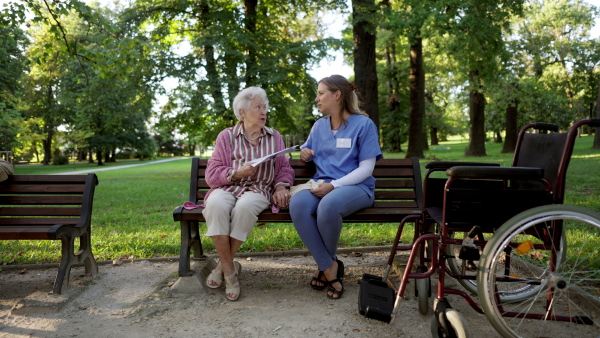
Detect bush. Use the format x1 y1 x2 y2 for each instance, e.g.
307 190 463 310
52 155 69 165
115 149 135 159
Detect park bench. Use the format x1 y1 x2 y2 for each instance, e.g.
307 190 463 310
173 157 423 277
0 174 99 294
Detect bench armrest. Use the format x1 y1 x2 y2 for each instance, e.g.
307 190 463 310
445 166 544 180
173 205 185 221
425 161 500 170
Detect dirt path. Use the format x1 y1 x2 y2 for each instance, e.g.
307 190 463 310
51 157 191 175
0 250 503 338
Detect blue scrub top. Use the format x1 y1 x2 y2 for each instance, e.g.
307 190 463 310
302 114 382 196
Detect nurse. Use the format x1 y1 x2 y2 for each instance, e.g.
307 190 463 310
289 74 382 300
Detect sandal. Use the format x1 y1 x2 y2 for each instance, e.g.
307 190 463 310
310 270 327 290
327 279 344 300
224 261 242 301
206 262 223 289
327 260 345 300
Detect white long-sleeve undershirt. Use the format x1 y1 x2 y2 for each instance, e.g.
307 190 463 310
330 157 376 188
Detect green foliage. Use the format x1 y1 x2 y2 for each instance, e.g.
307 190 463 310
128 0 342 145
51 154 69 165
4 0 600 164
0 21 28 152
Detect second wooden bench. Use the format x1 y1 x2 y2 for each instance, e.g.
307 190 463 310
0 174 99 294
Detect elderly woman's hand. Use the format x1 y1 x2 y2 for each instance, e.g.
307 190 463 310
273 186 291 208
232 162 257 180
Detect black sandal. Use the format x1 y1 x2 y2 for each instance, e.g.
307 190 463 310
327 260 345 300
310 270 327 290
327 278 344 300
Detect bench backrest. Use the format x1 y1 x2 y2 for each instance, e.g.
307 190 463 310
0 174 98 230
189 158 422 210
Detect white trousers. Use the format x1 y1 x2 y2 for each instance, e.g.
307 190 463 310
202 188 270 241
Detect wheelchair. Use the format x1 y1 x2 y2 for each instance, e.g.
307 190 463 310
381 119 600 337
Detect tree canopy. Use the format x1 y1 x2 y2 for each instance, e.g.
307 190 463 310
1 0 599 163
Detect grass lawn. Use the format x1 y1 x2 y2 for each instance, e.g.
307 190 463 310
1 135 599 265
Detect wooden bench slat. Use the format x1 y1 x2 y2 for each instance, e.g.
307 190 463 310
0 226 55 240
375 180 416 188
0 207 82 217
373 201 420 208
0 217 79 225
372 167 415 177
0 195 84 205
3 175 88 183
178 205 421 223
374 190 417 200
365 158 413 166
0 185 86 194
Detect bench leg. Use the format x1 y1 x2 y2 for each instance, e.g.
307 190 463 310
54 232 98 294
179 220 205 277
179 220 191 276
190 220 204 259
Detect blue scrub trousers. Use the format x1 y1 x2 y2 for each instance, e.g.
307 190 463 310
290 185 374 271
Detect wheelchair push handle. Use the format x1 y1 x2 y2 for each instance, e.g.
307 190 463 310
531 123 559 132
571 118 600 129
587 118 600 128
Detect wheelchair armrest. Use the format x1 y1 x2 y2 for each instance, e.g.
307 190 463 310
425 161 500 170
445 166 544 179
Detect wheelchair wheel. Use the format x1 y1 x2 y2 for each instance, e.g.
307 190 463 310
430 308 471 338
448 228 566 303
477 205 600 338
415 265 430 315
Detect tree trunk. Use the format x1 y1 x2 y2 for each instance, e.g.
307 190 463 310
465 70 487 157
188 141 196 156
200 1 227 115
42 128 53 165
406 35 425 158
502 98 519 153
244 0 258 86
353 0 379 130
430 127 439 146
594 77 600 149
42 86 53 165
31 143 40 163
97 150 103 166
383 37 402 152
495 131 502 143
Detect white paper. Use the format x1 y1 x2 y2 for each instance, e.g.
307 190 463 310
249 145 299 167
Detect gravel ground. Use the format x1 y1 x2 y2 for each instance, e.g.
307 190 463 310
0 250 533 337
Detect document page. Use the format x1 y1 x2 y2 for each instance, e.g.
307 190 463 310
250 145 299 167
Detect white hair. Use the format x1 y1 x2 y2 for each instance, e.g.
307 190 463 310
232 86 269 121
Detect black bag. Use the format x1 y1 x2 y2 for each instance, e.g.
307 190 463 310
358 274 396 323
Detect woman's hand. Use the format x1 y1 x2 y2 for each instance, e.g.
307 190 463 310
300 148 315 162
273 186 291 208
310 182 334 198
232 163 257 180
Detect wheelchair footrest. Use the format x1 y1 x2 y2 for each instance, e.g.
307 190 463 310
358 274 396 323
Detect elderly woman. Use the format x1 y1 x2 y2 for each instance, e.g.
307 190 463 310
203 86 294 301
